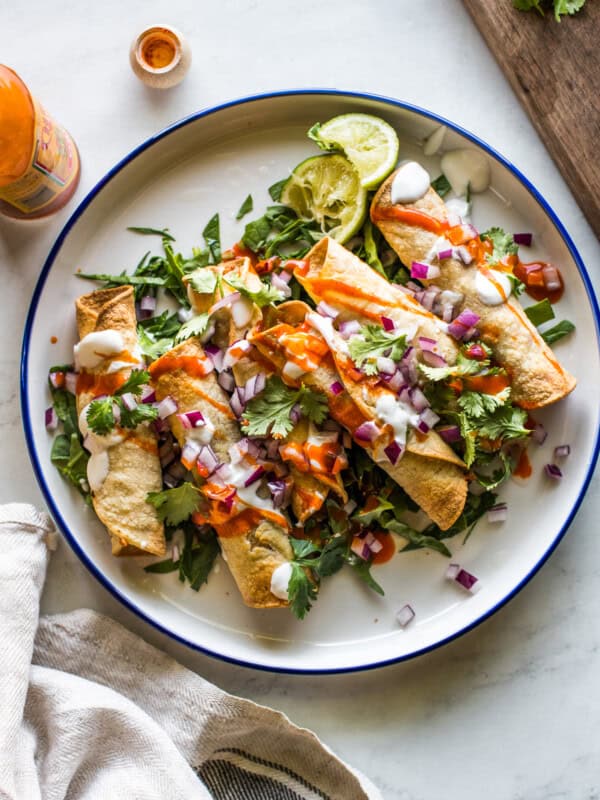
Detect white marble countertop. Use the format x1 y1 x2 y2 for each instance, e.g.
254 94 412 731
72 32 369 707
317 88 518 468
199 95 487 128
2 1 600 797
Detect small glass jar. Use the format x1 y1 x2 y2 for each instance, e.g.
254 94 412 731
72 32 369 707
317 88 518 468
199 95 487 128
129 25 192 89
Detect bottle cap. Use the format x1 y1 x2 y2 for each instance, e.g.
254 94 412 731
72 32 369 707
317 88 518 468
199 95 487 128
130 25 191 89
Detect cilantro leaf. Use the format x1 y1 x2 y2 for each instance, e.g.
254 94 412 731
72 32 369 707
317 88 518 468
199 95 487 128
144 558 179 574
542 319 575 344
175 312 210 344
86 398 116 435
288 562 318 619
458 387 511 417
202 214 221 264
118 401 159 429
386 519 452 557
513 0 544 12
348 324 408 375
348 558 385 595
48 375 79 437
481 227 518 266
137 325 174 360
352 497 394 527
524 298 555 327
554 0 586 19
477 406 531 441
420 348 490 382
188 269 218 295
179 533 220 590
242 376 328 438
146 483 203 526
224 272 283 307
236 194 253 221
431 174 452 198
114 369 151 397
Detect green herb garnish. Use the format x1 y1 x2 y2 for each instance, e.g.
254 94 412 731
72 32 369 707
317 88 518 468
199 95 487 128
236 194 254 220
431 174 452 198
541 319 575 344
524 298 555 327
241 376 328 438
146 483 204 526
348 324 408 376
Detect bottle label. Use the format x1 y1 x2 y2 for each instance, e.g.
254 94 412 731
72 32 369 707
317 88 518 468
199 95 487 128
0 99 79 214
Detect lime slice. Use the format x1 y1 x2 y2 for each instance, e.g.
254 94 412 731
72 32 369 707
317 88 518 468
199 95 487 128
308 113 399 190
281 154 367 243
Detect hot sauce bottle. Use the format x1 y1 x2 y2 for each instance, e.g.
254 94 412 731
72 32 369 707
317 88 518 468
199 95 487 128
0 65 80 220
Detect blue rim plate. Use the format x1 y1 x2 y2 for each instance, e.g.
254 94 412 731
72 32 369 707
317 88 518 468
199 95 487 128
20 89 600 674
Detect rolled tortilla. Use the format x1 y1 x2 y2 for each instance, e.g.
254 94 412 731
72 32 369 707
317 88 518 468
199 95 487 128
149 337 293 608
371 172 576 409
75 286 165 556
250 308 468 531
297 237 459 363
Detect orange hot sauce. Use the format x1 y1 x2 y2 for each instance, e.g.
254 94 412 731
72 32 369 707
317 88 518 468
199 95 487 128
0 65 80 219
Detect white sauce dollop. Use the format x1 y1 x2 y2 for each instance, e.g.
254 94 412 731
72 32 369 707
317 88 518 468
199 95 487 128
475 268 512 306
390 161 431 205
306 312 349 354
226 462 282 518
440 149 490 197
105 344 144 374
78 404 126 493
185 415 215 446
74 330 125 370
270 562 293 600
445 196 472 223
375 394 419 446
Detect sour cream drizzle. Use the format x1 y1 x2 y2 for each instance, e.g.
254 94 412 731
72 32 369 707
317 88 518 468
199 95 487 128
74 330 125 370
390 161 431 205
270 561 293 600
375 393 419 447
475 267 512 306
78 404 125 492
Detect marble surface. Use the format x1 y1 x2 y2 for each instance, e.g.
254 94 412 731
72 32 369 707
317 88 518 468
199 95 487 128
2 1 599 797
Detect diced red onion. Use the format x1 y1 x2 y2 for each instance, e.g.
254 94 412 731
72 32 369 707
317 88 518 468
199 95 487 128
396 604 415 628
330 381 344 395
177 410 205 429
290 403 302 425
49 371 64 389
338 319 361 340
112 403 122 424
204 344 225 372
398 385 411 405
386 371 405 393
376 356 396 375
178 307 194 323
45 407 58 430
419 287 440 311
217 371 235 393
267 478 289 508
487 503 508 523
411 261 440 280
421 350 447 369
141 386 156 404
229 388 245 418
441 304 454 323
381 316 395 331
316 300 339 319
531 423 547 445
231 297 254 328
65 372 77 394
180 440 201 468
454 245 473 265
275 269 292 284
282 361 306 382
542 264 561 292
140 295 156 314
419 408 440 431
210 291 241 313
453 223 478 244
438 425 462 444
197 445 219 475
448 308 480 341
245 372 266 402
351 537 370 561
270 272 292 298
223 338 252 368
120 392 138 412
384 440 404 465
244 466 265 487
554 444 570 458
157 395 178 419
544 463 563 480
418 336 437 351
409 386 429 413
446 210 461 228
446 563 480 593
354 421 381 443
513 232 533 246
437 248 453 260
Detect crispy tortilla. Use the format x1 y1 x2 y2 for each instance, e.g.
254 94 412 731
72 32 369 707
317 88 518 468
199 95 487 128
251 311 468 531
371 172 576 408
149 337 293 608
75 286 165 557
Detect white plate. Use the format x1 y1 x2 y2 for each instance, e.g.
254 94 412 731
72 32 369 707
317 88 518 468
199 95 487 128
21 90 600 673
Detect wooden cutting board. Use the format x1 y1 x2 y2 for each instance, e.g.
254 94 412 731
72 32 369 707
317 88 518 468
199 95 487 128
462 0 600 239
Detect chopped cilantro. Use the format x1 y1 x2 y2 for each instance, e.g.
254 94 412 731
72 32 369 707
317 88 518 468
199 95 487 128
175 312 210 344
188 269 218 295
480 227 518 266
236 194 253 221
119 401 159 428
224 272 282 307
114 369 151 397
513 0 586 19
420 347 490 382
145 521 220 591
242 376 328 438
146 483 203 526
348 324 408 375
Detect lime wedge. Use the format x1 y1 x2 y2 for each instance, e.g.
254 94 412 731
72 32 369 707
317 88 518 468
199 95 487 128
281 154 367 243
308 113 399 190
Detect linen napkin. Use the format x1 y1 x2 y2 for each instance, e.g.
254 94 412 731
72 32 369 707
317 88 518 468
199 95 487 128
0 503 382 800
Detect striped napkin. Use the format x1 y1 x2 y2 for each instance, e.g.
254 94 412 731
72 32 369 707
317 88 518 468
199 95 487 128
0 504 382 800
